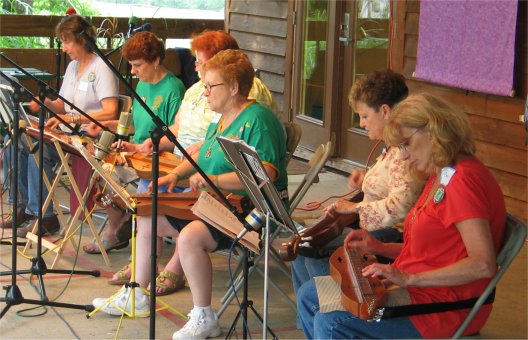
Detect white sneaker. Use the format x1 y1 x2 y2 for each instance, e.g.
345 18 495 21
172 307 221 340
92 287 150 317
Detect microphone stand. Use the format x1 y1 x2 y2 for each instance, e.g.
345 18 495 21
79 31 243 339
55 38 62 91
0 72 97 319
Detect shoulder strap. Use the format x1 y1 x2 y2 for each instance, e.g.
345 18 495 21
372 289 495 321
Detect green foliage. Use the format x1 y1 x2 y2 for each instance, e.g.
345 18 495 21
1 0 100 48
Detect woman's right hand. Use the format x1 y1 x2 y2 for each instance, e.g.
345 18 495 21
344 229 382 255
138 138 154 155
148 173 179 193
348 169 366 190
116 141 138 152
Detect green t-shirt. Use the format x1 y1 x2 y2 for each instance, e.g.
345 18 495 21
197 102 288 196
132 72 185 143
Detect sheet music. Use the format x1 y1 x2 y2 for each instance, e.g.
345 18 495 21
191 191 260 254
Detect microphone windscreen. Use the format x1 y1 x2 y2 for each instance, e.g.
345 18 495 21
116 111 133 138
128 16 138 25
65 8 77 15
94 130 115 161
143 23 152 32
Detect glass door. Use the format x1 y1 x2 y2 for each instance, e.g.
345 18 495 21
291 0 339 151
339 0 391 164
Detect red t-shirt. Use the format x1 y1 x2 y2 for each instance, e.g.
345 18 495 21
393 158 506 338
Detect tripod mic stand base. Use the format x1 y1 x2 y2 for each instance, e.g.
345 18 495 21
0 256 101 277
0 285 95 319
225 299 278 340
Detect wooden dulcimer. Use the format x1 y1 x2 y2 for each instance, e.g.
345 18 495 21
95 190 252 220
329 246 385 320
278 191 364 261
107 151 183 180
278 214 349 261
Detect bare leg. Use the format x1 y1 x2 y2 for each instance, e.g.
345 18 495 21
83 207 130 253
177 220 218 306
135 215 179 288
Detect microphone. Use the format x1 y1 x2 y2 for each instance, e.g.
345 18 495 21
236 208 265 240
115 111 132 150
131 23 152 35
94 130 115 161
127 16 138 38
65 8 77 15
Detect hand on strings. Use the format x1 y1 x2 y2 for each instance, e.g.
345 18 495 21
362 262 411 287
45 115 64 130
85 122 102 138
149 172 180 193
348 169 366 191
188 172 210 192
115 140 137 152
344 229 383 255
138 138 153 155
323 200 357 218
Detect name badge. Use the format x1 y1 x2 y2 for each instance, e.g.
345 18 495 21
78 80 89 92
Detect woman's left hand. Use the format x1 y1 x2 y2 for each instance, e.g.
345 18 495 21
362 262 411 287
189 173 212 191
324 200 356 217
45 115 65 130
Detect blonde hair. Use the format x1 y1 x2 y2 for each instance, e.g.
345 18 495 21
384 93 476 176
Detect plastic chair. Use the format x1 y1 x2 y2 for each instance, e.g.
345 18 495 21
283 121 302 166
453 213 527 338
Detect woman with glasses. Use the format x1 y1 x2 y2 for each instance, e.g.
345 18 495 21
297 93 506 339
93 50 288 339
94 30 278 293
291 69 423 316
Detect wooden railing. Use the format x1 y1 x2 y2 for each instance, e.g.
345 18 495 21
0 14 224 91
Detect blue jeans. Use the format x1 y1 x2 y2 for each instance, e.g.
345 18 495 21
297 279 422 339
136 178 188 194
3 135 57 217
291 227 403 328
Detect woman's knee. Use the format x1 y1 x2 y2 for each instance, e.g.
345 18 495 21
178 221 215 252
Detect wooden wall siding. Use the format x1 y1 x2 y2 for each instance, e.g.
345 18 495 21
227 0 289 118
392 1 527 223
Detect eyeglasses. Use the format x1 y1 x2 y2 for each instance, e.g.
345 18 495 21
398 129 420 152
203 83 224 93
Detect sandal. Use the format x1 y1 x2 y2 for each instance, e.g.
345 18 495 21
108 263 160 285
83 237 129 254
154 270 185 296
108 264 131 285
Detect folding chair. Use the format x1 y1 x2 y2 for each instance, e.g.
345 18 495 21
453 213 527 338
283 121 302 166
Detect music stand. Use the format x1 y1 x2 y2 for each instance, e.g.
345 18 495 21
0 73 96 320
216 136 297 339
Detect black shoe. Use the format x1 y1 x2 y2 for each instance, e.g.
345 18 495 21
0 208 32 229
16 215 60 238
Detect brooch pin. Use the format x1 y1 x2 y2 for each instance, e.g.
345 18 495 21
433 186 445 204
87 72 96 82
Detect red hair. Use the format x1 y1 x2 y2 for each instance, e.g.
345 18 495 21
190 30 239 60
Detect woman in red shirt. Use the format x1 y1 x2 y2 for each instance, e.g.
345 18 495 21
297 93 506 339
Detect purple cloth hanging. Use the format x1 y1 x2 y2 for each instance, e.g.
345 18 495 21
414 0 518 97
